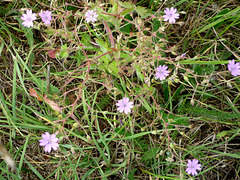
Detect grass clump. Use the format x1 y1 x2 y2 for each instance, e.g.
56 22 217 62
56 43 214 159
0 0 240 179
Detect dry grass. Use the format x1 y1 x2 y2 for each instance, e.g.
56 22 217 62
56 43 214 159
0 0 240 179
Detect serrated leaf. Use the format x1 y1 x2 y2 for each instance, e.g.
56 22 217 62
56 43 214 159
29 78 60 94
118 1 134 9
135 6 149 17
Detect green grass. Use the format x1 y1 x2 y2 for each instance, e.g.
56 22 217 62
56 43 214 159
0 0 240 179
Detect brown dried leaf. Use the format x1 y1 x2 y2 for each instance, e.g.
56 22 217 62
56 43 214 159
43 95 62 113
29 88 42 101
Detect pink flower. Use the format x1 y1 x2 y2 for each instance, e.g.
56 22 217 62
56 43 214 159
163 7 179 24
85 10 98 23
228 59 240 76
39 10 52 25
186 159 201 176
21 9 37 28
116 97 134 115
39 132 59 153
155 65 169 80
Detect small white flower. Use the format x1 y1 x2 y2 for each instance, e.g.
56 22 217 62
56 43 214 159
163 7 179 24
85 10 98 23
116 97 134 115
21 9 37 28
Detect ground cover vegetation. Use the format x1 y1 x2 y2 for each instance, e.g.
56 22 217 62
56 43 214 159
0 0 240 179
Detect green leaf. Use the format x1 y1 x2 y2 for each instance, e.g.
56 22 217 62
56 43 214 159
128 168 137 180
114 127 132 136
0 37 4 55
29 77 60 94
162 113 189 127
217 131 228 139
135 6 149 17
217 129 238 139
15 16 35 70
59 44 69 58
66 5 78 11
108 60 119 76
120 14 133 33
198 6 240 33
141 147 159 161
108 0 118 14
81 33 92 46
120 8 135 17
209 150 240 159
141 98 152 114
70 51 85 66
95 38 110 53
135 64 145 82
96 39 112 66
118 1 135 9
